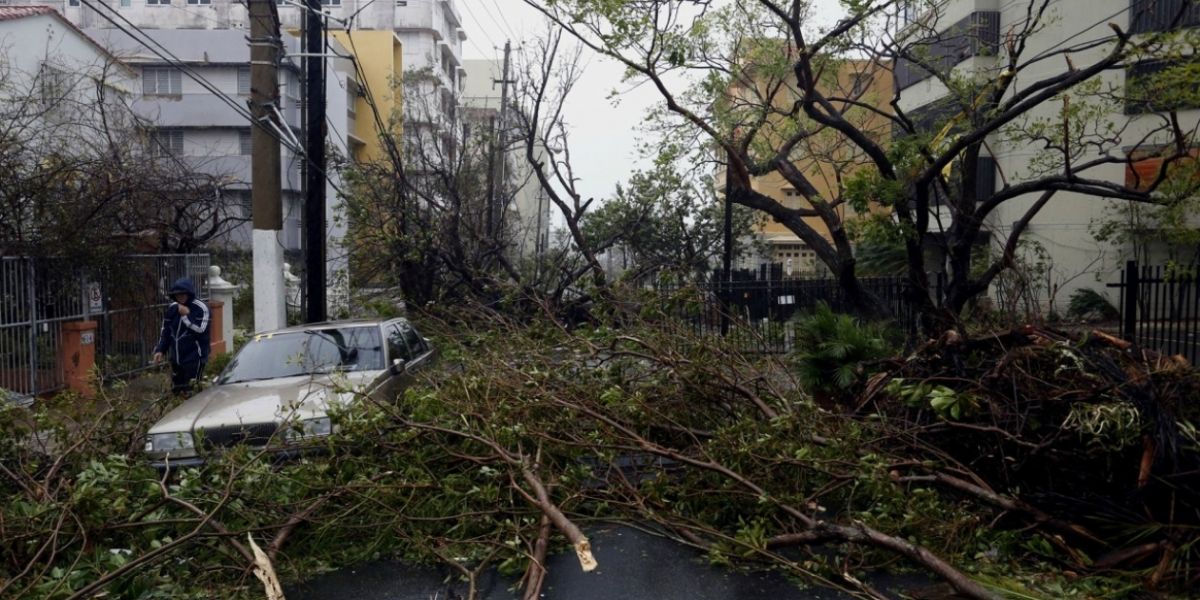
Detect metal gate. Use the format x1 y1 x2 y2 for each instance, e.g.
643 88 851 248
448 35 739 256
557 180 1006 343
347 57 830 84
0 255 209 403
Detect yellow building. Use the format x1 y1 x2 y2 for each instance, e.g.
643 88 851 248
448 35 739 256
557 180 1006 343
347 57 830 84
726 56 893 272
328 30 404 163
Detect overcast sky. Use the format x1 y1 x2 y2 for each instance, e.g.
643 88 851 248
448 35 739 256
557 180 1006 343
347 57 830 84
459 1 656 202
460 0 846 202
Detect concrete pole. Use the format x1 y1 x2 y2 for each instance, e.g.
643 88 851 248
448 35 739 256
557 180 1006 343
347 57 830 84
249 0 286 332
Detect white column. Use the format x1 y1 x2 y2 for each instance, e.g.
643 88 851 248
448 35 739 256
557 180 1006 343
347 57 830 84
208 265 238 346
253 229 286 332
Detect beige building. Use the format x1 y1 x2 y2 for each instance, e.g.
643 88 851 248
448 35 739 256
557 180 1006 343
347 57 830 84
727 57 894 273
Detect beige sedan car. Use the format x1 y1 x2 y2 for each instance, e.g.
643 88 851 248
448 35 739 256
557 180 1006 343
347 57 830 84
144 318 433 468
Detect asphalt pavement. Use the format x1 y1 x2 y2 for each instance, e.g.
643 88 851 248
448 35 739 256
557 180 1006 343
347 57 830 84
288 525 931 600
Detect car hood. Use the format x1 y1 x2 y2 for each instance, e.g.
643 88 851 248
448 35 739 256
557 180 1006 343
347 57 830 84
148 370 382 434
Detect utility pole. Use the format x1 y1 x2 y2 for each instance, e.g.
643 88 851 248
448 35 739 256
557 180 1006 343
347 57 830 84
249 0 286 332
303 0 327 322
489 41 515 244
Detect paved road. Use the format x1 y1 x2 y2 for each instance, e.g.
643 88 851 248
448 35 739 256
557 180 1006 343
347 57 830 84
289 525 930 600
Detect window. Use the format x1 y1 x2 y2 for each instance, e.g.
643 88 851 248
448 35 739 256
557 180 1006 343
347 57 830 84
146 0 171 5
142 67 182 96
1125 150 1199 191
396 0 407 5
151 129 184 156
1126 60 1200 114
237 66 251 96
386 325 412 362
239 129 252 155
399 322 425 355
39 64 70 104
68 0 79 6
120 0 131 5
1129 0 1200 34
850 72 870 96
186 0 211 4
321 0 341 5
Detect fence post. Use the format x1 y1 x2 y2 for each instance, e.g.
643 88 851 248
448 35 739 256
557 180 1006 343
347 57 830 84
1123 260 1139 340
208 265 237 355
60 320 98 398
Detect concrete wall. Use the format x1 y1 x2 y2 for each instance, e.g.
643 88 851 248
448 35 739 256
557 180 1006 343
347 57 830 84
0 11 136 96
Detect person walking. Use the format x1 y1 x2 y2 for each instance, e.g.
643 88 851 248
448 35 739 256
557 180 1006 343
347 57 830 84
152 278 211 394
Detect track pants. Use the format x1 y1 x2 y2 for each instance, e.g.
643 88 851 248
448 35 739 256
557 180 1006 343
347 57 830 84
170 359 206 394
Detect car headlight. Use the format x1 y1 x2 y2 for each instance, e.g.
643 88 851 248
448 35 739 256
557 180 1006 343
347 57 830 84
285 417 333 442
145 432 195 453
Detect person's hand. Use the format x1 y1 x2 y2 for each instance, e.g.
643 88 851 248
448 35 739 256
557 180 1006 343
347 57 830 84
178 305 190 316
153 352 163 364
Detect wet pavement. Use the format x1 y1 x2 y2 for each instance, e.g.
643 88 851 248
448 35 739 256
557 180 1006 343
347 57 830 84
289 525 928 600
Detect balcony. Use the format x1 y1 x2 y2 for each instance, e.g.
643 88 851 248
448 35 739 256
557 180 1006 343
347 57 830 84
895 11 1000 91
1129 0 1200 33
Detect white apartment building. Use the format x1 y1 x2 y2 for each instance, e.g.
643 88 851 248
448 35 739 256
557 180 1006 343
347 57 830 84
895 0 1200 304
462 58 551 261
83 26 356 308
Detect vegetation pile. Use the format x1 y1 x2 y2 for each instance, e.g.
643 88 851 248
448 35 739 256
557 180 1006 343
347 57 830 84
5 300 1197 600
860 325 1200 591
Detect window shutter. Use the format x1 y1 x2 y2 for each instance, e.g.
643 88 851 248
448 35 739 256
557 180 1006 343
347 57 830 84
1126 157 1163 191
142 68 155 95
170 69 182 95
238 67 251 95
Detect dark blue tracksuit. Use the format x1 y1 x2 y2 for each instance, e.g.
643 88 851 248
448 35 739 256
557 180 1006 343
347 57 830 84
154 278 211 393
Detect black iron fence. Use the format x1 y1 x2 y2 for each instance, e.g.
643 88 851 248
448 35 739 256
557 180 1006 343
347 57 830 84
1110 261 1200 363
643 266 942 353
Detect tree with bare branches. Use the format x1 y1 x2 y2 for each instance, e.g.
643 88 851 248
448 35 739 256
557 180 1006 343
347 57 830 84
523 0 1200 333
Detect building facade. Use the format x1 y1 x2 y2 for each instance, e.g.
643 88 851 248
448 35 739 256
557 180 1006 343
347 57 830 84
461 59 551 262
895 0 1200 303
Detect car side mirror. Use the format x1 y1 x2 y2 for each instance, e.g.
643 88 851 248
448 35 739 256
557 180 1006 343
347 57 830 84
390 358 407 375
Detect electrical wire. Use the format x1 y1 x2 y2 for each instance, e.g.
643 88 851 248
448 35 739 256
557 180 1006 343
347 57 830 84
1023 2 1136 65
459 0 501 56
482 0 520 43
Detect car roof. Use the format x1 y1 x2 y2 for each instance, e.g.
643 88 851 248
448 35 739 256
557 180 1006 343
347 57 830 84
260 318 406 336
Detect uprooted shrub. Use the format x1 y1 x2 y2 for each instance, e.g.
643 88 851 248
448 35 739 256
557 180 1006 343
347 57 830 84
2 304 1192 600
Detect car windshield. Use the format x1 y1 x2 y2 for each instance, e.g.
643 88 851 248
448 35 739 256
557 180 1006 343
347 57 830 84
218 326 385 384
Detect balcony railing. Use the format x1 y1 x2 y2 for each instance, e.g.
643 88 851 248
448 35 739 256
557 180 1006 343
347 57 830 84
895 11 1000 91
1129 0 1200 34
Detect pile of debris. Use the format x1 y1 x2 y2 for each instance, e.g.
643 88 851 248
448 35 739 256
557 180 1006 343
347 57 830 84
862 326 1200 590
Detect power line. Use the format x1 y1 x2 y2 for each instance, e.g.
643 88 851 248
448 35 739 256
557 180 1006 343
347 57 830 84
459 0 501 56
482 0 520 42
1025 2 1135 64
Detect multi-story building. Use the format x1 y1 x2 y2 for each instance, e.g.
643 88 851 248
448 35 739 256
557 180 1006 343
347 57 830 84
19 0 462 158
894 0 1200 301
82 26 358 310
461 59 551 262
719 55 894 274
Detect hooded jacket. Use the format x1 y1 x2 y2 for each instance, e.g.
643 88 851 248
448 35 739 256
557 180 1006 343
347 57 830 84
154 278 211 365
